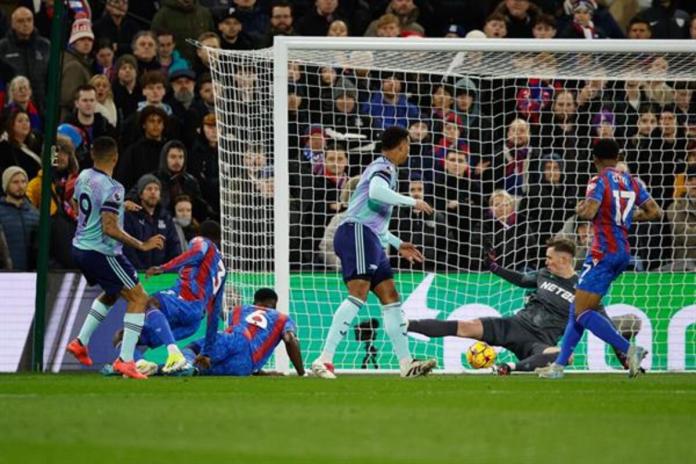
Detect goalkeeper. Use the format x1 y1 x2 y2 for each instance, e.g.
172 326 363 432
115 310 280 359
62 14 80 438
408 238 641 374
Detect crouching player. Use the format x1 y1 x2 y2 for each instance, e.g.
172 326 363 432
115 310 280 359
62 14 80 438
132 220 227 373
408 238 641 374
182 288 305 376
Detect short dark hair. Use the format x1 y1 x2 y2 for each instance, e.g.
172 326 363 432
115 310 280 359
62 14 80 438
91 136 118 161
547 237 576 256
74 84 96 100
593 139 620 160
534 13 557 29
628 16 652 31
271 0 292 12
486 12 507 24
155 30 175 39
140 70 166 89
381 126 410 151
139 105 168 128
254 288 278 306
199 219 221 243
173 194 192 207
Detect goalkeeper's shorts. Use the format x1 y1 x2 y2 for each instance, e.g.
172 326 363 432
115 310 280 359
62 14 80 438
334 222 393 289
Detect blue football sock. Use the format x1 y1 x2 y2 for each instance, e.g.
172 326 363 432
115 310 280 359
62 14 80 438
555 304 584 366
145 310 176 346
577 310 631 355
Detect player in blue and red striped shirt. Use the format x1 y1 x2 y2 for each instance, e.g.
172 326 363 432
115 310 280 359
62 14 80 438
138 220 227 373
184 288 305 376
539 139 662 379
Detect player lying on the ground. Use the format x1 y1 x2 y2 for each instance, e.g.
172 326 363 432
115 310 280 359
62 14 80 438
137 288 304 377
312 127 437 379
67 136 165 379
408 238 642 375
113 220 226 373
538 139 662 379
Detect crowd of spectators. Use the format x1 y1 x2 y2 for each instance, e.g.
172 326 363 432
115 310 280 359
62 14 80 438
0 0 693 273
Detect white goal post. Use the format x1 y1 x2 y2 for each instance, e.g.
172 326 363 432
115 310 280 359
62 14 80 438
210 38 696 374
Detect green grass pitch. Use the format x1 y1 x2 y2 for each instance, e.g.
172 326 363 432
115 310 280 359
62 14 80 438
1 373 695 464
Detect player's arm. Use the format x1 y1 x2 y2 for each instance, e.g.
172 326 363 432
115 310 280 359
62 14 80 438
101 211 164 251
368 175 432 214
633 198 662 222
576 199 600 220
201 275 226 358
485 248 537 288
282 330 306 377
147 239 208 276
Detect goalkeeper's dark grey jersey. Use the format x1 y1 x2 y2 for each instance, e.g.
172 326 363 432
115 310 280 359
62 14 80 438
493 267 577 344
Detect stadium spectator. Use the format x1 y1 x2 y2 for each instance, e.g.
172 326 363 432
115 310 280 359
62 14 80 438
231 0 270 42
172 194 200 250
216 7 254 50
90 74 118 128
666 165 696 271
370 14 401 38
318 175 359 269
92 0 140 56
151 0 216 64
260 0 295 46
169 67 197 112
93 38 116 81
501 118 534 197
0 166 38 270
673 83 693 125
123 174 181 269
434 150 472 269
515 74 558 124
643 56 674 107
559 1 605 39
152 140 212 220
0 7 50 110
327 19 348 36
480 189 529 271
406 120 433 176
2 76 42 132
131 30 161 75
625 104 658 167
157 31 190 76
116 105 169 191
646 106 687 207
429 81 459 135
60 17 94 119
361 71 420 133
640 0 690 39
433 120 467 170
63 85 116 170
26 135 79 269
192 32 221 77
296 0 345 36
0 110 42 181
453 77 481 142
532 13 557 38
112 54 141 121
189 113 221 212
626 16 653 39
483 13 508 38
493 0 540 38
365 0 424 37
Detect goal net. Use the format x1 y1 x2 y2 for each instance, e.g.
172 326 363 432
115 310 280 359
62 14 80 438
209 38 696 373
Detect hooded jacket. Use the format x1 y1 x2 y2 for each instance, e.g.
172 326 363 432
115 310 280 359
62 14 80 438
151 0 216 64
60 48 93 118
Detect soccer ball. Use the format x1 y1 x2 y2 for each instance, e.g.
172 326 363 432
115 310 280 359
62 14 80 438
466 341 496 369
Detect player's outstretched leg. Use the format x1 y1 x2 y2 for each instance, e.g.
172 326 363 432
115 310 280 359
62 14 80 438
67 294 117 366
375 281 436 378
144 309 188 373
407 319 458 338
113 284 149 379
312 290 365 379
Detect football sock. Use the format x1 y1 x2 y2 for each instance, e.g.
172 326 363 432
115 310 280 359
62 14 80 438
382 302 411 363
145 310 176 347
407 319 458 338
77 299 111 345
120 313 145 362
577 310 631 355
515 353 558 372
555 304 584 366
320 295 363 363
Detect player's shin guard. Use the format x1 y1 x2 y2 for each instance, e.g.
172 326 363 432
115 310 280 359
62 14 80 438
555 304 584 366
77 299 111 345
407 319 458 338
515 353 558 372
577 310 631 355
145 310 176 347
382 302 411 363
120 313 145 362
319 296 363 362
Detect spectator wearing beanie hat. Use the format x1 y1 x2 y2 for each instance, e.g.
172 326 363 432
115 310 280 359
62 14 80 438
559 0 606 39
0 166 39 270
123 173 181 270
60 17 95 119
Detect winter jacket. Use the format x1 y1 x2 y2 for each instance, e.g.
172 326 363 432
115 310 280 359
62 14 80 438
151 0 215 64
0 196 39 270
364 4 424 36
26 168 78 218
640 1 691 39
0 29 50 108
123 204 181 269
60 49 93 119
0 140 43 182
93 14 142 56
360 93 421 133
115 137 167 191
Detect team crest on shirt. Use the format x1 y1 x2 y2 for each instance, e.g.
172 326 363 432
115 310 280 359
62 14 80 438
246 311 269 329
114 192 121 201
